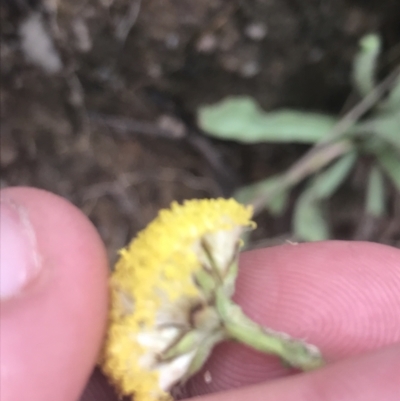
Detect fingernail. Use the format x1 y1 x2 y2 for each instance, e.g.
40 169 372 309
0 198 41 300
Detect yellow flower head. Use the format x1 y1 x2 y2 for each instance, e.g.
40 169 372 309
101 198 254 401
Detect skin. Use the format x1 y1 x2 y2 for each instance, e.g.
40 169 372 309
1 187 399 401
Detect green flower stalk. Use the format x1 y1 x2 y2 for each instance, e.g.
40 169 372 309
100 198 324 401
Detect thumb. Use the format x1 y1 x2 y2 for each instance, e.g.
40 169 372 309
189 343 400 401
0 187 109 401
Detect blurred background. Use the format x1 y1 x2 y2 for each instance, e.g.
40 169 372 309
1 0 399 262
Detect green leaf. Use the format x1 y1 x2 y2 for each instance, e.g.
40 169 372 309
366 166 386 217
215 288 324 370
293 190 330 241
198 97 338 143
292 153 356 241
311 152 356 199
354 112 400 150
359 135 387 154
376 150 400 191
380 73 400 112
352 34 381 97
234 175 289 215
268 188 289 215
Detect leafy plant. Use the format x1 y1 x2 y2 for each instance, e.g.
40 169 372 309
198 34 400 242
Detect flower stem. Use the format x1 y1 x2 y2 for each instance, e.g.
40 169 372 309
215 289 324 370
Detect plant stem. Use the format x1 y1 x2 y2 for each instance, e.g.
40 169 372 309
250 65 400 215
252 139 351 214
318 64 400 146
216 289 324 370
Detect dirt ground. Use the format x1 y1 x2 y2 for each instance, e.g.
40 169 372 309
1 0 400 261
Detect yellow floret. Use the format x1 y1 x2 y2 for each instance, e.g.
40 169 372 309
101 198 253 401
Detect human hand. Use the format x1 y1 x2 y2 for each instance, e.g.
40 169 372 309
1 187 399 401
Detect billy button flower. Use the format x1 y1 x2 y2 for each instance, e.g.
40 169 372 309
100 198 324 401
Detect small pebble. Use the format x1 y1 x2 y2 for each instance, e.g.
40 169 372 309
165 33 180 49
196 33 218 53
240 60 260 78
244 22 268 41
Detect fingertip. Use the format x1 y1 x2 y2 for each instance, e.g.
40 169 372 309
188 343 400 401
235 241 400 356
185 241 400 396
0 187 109 401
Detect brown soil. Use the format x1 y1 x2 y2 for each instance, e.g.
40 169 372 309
1 0 400 261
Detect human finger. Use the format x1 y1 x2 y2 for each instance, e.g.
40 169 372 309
187 342 400 401
185 241 400 396
0 187 109 401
